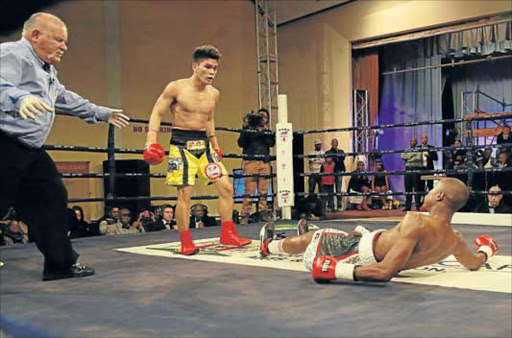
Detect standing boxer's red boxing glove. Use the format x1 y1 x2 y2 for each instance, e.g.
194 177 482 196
144 143 165 165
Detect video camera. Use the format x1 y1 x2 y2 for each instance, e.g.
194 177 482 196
244 110 263 129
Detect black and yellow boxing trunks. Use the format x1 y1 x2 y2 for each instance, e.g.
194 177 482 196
166 129 227 186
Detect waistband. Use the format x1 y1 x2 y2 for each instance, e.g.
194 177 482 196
358 229 385 266
170 129 208 145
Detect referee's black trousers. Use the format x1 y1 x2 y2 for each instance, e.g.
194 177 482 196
0 132 78 277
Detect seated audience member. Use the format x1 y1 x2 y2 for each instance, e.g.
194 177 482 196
491 152 512 205
492 152 511 187
133 207 157 232
497 125 511 156
495 152 510 169
475 147 495 169
447 154 468 186
98 206 120 225
446 139 466 169
474 185 512 214
68 206 94 238
371 160 391 209
148 205 176 231
189 204 217 229
0 218 29 246
101 208 143 235
320 156 336 212
292 195 325 221
347 161 371 210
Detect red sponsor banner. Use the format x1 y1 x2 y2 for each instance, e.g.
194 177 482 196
55 161 89 174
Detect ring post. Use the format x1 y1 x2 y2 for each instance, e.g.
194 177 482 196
276 94 294 219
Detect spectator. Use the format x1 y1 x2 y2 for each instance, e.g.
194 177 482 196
189 204 217 228
68 206 94 238
401 137 424 211
148 205 176 231
325 138 345 210
101 208 142 236
475 147 495 169
98 206 120 224
419 134 438 193
133 207 156 232
98 206 121 235
237 109 275 224
447 153 469 187
347 161 371 210
495 152 510 169
451 139 467 168
371 160 390 209
292 195 325 221
0 219 29 246
474 185 512 214
320 156 336 212
497 125 511 156
492 153 512 200
308 140 325 195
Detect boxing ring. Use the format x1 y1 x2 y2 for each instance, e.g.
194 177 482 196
0 221 510 337
1 111 512 337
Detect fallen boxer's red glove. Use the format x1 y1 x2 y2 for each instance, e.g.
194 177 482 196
474 235 499 261
312 256 339 283
143 143 165 165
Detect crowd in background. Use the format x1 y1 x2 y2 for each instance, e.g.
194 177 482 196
301 125 511 218
2 126 510 247
1 202 223 246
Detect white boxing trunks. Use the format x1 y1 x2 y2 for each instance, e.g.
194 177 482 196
303 226 385 271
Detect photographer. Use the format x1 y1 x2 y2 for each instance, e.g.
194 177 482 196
1 219 29 246
237 109 275 224
133 208 155 232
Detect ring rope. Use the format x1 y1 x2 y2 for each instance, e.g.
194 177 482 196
296 143 512 159
68 193 277 204
296 166 512 178
295 113 512 135
60 172 276 179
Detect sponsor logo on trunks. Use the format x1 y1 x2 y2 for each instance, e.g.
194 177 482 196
167 158 182 172
204 163 222 180
186 140 206 151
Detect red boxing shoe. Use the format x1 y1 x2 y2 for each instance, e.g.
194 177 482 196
180 229 199 255
219 220 251 246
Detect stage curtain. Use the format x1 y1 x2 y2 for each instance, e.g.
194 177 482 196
378 41 443 196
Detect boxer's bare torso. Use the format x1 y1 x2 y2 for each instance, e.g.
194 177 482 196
168 78 219 131
373 212 461 270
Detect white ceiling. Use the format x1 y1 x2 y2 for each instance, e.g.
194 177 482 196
274 0 352 25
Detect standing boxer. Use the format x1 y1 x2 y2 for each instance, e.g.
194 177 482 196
144 45 250 255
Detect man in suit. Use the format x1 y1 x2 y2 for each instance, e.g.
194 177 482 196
189 204 217 229
474 185 512 214
148 205 177 231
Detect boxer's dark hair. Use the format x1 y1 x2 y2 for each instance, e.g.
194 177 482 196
193 45 221 62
